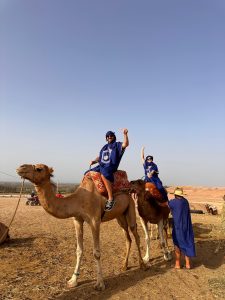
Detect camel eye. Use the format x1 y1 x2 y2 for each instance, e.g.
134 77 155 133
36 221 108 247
36 168 42 172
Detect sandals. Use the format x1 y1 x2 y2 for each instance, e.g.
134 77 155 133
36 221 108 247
104 199 116 211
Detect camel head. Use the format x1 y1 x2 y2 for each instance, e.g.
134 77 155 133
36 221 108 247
129 180 166 204
129 179 145 195
129 179 146 202
16 164 54 185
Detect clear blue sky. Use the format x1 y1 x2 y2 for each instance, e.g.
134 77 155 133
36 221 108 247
1 0 225 186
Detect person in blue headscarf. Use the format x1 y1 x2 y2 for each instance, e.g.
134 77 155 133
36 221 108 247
141 146 168 201
90 128 129 211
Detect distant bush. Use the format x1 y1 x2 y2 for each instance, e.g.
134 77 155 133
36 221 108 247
56 183 79 194
0 182 79 194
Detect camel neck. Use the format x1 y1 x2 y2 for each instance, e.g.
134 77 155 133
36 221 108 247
34 181 77 219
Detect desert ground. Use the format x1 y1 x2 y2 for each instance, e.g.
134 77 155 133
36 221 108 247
0 186 225 300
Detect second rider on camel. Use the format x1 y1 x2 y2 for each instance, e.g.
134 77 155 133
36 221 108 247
90 129 129 211
141 146 168 201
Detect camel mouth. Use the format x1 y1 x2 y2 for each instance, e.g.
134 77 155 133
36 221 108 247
129 185 142 194
16 168 28 180
17 172 27 180
129 186 138 194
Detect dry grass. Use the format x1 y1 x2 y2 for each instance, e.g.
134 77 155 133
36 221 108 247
0 186 225 300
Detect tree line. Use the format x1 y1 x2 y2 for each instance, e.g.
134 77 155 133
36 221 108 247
0 182 78 194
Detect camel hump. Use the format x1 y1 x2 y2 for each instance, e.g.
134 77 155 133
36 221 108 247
113 170 130 191
0 222 9 245
83 170 130 196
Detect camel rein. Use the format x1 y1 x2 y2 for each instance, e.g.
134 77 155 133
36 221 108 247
0 179 25 243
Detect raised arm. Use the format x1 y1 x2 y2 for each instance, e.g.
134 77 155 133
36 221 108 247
122 128 129 149
141 146 145 164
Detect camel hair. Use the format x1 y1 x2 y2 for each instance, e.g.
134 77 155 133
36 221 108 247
130 179 172 262
16 164 146 291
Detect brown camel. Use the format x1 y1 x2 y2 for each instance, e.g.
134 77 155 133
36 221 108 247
130 179 172 262
16 164 145 290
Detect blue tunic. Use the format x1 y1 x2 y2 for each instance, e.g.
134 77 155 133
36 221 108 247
169 197 196 257
91 141 124 182
143 161 168 201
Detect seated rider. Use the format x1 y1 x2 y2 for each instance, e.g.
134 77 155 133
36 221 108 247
89 129 129 211
141 146 168 201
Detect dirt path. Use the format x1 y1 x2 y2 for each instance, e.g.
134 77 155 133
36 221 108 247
0 189 225 300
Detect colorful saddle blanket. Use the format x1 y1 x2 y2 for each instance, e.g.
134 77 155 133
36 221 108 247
145 182 165 202
84 170 130 196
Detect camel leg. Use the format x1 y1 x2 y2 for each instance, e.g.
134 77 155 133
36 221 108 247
67 218 84 288
163 220 172 260
163 219 170 250
126 203 146 270
116 216 132 271
90 221 105 291
150 223 158 240
140 217 151 263
149 223 153 239
158 219 172 261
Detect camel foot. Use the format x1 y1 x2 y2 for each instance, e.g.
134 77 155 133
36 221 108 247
122 263 128 271
67 277 78 288
164 252 172 261
143 255 150 263
140 262 148 271
94 281 105 291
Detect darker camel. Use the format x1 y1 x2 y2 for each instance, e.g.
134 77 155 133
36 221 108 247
130 179 172 262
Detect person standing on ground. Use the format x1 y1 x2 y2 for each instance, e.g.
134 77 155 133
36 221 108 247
141 146 168 201
168 187 196 269
90 129 129 211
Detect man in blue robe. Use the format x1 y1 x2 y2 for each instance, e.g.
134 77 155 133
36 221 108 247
159 187 196 269
141 146 168 201
169 187 196 268
90 129 129 211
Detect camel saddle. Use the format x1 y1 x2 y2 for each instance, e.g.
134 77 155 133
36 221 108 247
84 170 130 197
0 222 9 245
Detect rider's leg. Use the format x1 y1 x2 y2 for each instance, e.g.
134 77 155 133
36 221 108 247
100 175 115 211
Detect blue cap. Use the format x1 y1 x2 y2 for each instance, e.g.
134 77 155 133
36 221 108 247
146 155 153 161
105 131 115 138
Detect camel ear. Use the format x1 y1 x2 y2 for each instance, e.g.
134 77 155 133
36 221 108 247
49 167 54 176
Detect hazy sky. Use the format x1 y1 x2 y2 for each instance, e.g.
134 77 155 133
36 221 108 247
1 0 225 186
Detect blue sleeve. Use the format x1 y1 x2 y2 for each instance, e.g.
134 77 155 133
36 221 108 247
168 199 174 209
117 142 123 157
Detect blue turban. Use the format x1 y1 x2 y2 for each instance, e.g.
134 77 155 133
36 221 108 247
146 155 153 161
105 131 116 140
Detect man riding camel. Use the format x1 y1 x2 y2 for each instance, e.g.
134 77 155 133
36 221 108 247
90 129 129 211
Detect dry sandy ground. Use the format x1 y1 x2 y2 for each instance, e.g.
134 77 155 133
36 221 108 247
0 187 225 300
